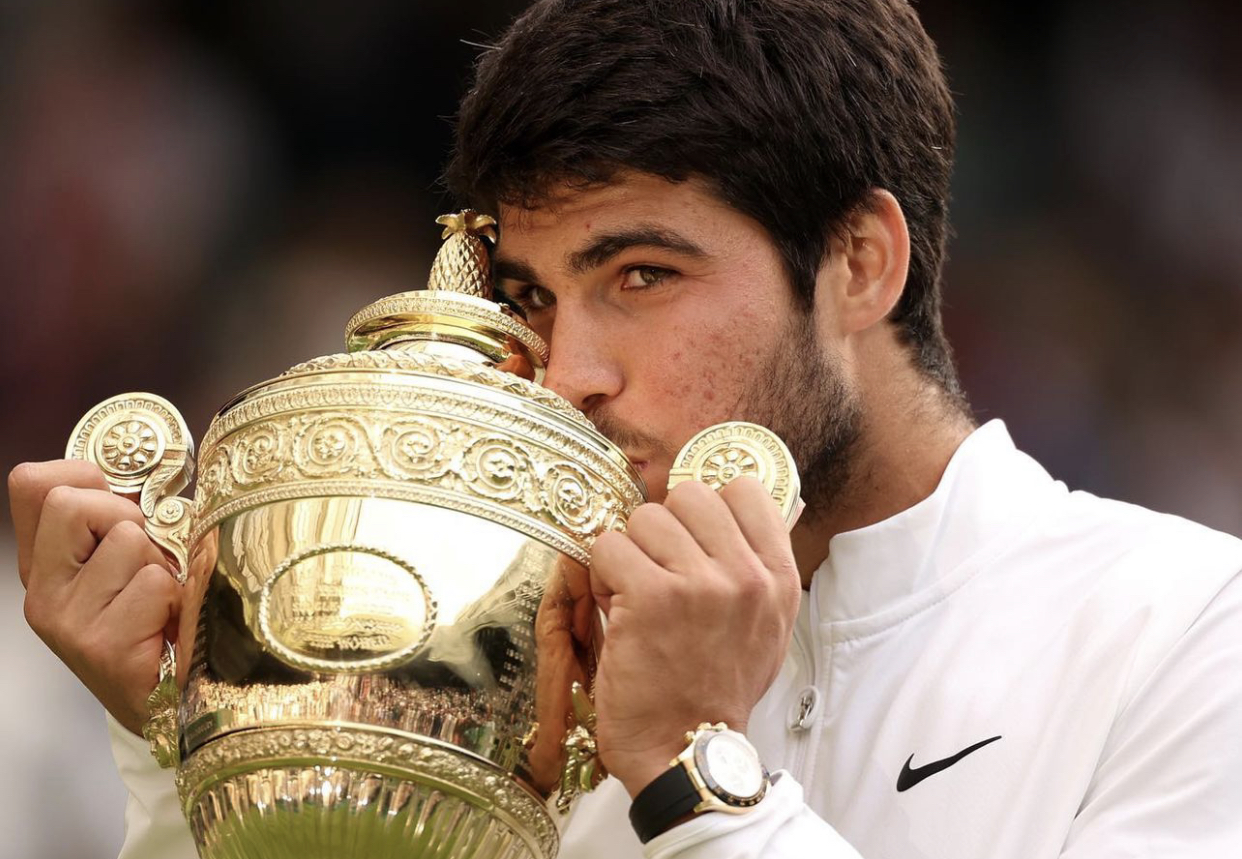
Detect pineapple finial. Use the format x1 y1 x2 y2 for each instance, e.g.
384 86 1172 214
428 210 499 299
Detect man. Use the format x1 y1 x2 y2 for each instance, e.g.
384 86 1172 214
10 1 1242 857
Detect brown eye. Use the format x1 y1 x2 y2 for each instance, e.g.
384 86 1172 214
622 267 672 289
513 284 556 312
528 285 556 309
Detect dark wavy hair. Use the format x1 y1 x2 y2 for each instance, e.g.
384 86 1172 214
446 0 963 397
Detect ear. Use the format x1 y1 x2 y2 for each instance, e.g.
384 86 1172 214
817 189 910 336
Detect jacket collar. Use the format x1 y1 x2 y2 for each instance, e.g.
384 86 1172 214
811 420 1064 632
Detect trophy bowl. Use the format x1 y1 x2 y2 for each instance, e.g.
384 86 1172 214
67 212 646 859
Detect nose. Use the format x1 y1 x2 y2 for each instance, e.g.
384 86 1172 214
539 305 624 413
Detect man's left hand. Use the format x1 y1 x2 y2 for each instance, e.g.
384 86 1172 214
588 476 802 797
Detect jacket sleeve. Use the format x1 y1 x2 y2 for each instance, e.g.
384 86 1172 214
642 771 863 859
107 714 198 859
1059 570 1242 858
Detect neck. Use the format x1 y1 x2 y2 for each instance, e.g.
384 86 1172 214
790 373 974 588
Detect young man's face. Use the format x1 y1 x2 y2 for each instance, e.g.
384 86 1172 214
494 171 858 505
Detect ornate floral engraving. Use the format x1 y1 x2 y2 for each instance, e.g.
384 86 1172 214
68 395 187 460
99 417 162 474
462 437 534 502
296 415 373 476
381 418 447 479
540 464 607 535
667 421 800 527
66 393 197 574
700 447 759 487
154 496 188 526
192 380 643 560
67 394 192 493
232 424 285 483
200 446 233 502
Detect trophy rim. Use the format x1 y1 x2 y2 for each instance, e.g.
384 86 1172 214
205 358 646 494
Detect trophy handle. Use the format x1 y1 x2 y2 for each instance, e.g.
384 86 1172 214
67 392 196 767
142 641 180 767
556 680 606 814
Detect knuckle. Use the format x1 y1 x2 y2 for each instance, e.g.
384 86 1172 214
41 483 80 518
661 571 690 597
24 594 67 654
22 593 47 633
12 461 106 504
684 575 724 608
724 553 774 595
626 502 665 531
736 565 769 596
591 530 624 556
129 562 169 595
7 461 39 499
110 519 149 548
668 479 714 507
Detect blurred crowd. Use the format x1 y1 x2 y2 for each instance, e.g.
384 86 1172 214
1 1 1239 856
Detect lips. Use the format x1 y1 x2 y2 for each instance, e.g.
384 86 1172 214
621 450 649 471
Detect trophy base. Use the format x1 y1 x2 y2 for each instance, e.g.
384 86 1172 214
179 724 558 859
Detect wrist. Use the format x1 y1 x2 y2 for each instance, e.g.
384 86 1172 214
609 745 686 799
627 723 769 844
608 717 751 798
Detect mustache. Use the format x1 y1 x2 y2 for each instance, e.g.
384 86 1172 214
585 409 676 460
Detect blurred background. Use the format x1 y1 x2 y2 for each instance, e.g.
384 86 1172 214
1 0 1239 855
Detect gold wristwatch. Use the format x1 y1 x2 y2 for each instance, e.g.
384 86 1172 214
628 723 769 843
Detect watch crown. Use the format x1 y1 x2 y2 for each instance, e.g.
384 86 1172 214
684 731 696 744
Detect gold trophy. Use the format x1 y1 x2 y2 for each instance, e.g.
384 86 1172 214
66 211 798 859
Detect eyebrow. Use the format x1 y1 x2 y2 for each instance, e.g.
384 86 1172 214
492 258 541 290
491 223 710 292
565 225 708 274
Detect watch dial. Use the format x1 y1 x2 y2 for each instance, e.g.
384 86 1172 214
703 733 764 799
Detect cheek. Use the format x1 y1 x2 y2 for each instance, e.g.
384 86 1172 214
642 313 766 425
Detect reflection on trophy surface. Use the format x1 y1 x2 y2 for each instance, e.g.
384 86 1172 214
67 211 646 859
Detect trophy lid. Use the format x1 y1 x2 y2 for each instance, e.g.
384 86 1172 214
344 210 549 382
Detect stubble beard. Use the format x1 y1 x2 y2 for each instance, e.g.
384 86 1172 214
584 311 862 517
736 311 863 524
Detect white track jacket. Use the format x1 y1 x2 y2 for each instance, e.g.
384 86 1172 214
108 420 1242 858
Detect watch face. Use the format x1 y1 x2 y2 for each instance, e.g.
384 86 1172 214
697 732 766 803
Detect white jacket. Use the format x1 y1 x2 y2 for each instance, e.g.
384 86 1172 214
109 421 1242 858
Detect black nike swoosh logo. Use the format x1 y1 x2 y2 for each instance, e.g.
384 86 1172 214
896 735 1002 792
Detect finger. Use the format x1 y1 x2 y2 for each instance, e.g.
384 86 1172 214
718 476 796 575
590 531 665 615
9 460 109 583
28 486 146 589
663 480 749 561
624 502 704 573
69 520 169 611
104 563 181 645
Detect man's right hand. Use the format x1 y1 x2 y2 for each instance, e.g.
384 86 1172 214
9 460 181 735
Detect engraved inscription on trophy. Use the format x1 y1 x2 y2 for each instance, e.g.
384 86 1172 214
257 543 438 674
